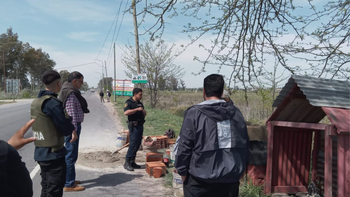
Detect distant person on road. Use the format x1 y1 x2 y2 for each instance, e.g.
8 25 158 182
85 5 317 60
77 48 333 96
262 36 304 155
30 70 78 196
60 71 90 192
0 119 36 197
175 74 250 197
99 90 105 103
123 88 147 171
106 90 111 102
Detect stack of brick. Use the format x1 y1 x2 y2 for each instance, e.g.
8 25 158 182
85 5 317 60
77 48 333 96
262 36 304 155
153 136 169 149
145 161 166 178
146 152 163 162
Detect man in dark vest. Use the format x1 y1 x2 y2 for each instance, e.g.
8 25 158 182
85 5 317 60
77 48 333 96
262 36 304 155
59 71 89 192
123 88 147 171
30 70 77 197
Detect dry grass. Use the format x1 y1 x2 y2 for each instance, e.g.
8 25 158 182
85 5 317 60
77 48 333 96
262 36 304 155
142 90 275 125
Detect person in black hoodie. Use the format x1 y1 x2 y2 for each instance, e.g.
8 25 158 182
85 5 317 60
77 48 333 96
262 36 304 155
30 70 77 197
0 119 36 197
175 74 250 197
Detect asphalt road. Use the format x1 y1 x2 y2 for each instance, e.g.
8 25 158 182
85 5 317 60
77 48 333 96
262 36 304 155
1 93 173 197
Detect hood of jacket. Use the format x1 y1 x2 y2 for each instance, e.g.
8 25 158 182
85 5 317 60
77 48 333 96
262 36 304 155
193 99 236 122
38 90 57 98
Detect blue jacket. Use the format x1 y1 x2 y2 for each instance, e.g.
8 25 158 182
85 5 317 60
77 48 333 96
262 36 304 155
175 99 250 183
34 90 75 161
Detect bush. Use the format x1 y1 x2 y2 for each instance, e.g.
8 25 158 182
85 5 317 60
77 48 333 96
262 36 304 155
168 105 190 117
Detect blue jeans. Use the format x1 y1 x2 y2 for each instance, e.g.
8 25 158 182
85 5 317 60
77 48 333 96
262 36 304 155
126 124 143 159
64 123 81 187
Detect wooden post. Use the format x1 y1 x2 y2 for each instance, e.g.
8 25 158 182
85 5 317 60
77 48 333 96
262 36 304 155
265 121 274 194
311 131 320 182
337 133 346 197
324 125 336 197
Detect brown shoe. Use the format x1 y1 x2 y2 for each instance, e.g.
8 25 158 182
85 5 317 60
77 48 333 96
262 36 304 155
64 185 85 192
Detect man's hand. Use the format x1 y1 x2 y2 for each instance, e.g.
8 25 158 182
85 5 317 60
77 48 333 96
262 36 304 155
181 175 187 183
137 107 143 111
70 130 78 143
8 119 36 150
142 109 147 116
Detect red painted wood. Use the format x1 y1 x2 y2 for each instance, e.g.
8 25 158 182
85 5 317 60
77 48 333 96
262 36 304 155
300 131 307 185
291 131 298 186
345 135 350 197
338 134 345 197
265 121 274 194
272 129 279 188
274 186 308 193
287 130 293 186
282 130 289 186
296 130 303 185
324 125 334 197
271 121 328 131
278 130 285 186
312 131 320 182
304 131 312 185
322 107 350 133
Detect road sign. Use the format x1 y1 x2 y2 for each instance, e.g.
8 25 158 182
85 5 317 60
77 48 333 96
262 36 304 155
6 79 20 94
132 73 147 84
114 80 134 96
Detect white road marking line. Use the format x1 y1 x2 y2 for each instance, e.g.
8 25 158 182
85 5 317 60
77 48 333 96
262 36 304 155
30 164 40 179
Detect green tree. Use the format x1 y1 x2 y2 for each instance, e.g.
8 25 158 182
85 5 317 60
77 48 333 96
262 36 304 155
122 40 185 108
59 70 70 83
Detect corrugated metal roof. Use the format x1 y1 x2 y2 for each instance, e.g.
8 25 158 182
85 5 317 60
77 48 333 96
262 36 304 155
273 75 350 109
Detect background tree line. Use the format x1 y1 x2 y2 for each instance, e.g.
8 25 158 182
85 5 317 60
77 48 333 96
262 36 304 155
0 28 56 92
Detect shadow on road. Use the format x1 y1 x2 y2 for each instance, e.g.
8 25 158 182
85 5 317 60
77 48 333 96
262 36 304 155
80 172 143 189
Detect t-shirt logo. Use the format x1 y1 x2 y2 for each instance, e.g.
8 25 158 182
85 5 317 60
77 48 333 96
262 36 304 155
217 120 231 148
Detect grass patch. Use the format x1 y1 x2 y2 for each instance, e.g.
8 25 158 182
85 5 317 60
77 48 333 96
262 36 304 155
113 96 184 136
239 177 270 197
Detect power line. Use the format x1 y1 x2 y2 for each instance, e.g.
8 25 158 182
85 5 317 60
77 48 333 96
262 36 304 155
106 0 128 68
95 2 122 60
55 62 96 70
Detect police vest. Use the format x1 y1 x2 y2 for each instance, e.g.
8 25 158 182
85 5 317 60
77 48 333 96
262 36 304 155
30 95 65 152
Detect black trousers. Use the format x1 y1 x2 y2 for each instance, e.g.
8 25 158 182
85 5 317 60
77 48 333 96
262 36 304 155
38 157 66 197
183 174 240 197
126 124 143 159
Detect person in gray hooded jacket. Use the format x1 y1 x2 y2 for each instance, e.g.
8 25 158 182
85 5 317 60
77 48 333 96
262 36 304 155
175 74 250 197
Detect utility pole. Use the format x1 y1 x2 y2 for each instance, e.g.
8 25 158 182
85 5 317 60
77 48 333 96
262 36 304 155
3 51 6 93
114 43 116 102
104 60 108 91
132 0 141 75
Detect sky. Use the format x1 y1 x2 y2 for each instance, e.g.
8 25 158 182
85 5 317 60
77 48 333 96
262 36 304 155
0 0 236 89
1 0 342 89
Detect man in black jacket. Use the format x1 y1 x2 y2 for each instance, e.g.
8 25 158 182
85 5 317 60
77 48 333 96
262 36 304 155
0 119 36 197
175 74 250 197
31 70 77 197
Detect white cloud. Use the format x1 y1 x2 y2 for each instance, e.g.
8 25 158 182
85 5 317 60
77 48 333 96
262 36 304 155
66 32 99 42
